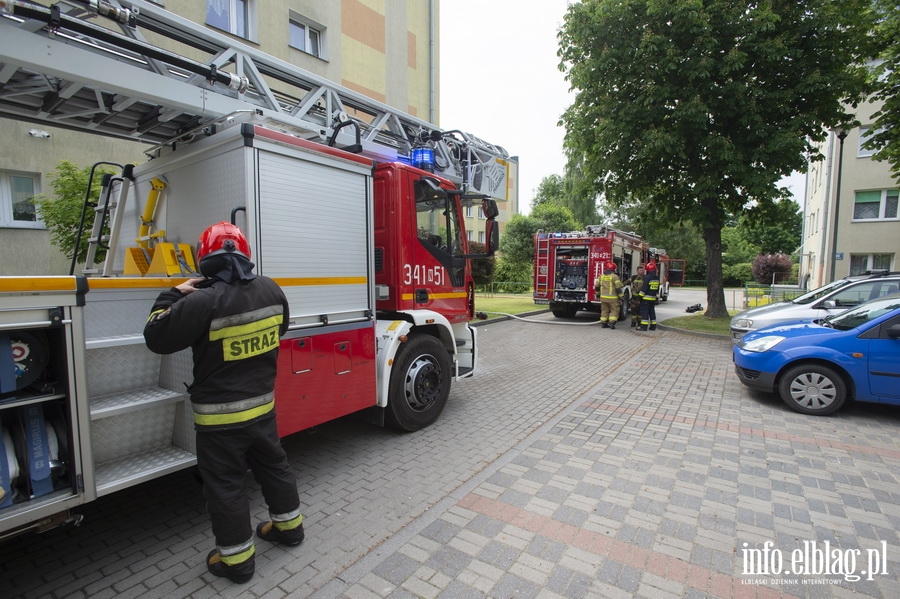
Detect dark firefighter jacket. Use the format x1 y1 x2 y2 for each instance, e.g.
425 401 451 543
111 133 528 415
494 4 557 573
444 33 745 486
143 277 290 427
639 272 661 302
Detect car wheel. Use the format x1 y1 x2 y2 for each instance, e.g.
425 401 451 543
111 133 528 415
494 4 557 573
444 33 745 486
777 363 847 415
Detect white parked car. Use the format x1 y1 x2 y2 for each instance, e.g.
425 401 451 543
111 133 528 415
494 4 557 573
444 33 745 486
729 272 900 343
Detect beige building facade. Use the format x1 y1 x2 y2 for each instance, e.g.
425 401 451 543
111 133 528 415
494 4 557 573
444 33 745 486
800 97 899 289
2 0 468 275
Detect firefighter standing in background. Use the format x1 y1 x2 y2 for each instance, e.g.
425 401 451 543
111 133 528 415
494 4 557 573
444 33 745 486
637 261 660 331
595 262 624 329
143 222 304 584
627 265 646 328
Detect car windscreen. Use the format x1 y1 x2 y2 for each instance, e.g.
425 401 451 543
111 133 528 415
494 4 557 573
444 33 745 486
828 294 900 330
790 279 853 305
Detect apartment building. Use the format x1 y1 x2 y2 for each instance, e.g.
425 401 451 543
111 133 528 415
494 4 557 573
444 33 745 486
800 96 899 289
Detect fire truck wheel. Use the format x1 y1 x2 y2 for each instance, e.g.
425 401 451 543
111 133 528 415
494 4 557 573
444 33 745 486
386 334 450 432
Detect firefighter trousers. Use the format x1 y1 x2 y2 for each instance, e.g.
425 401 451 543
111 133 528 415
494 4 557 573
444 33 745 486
599 298 620 324
195 412 301 557
640 299 657 329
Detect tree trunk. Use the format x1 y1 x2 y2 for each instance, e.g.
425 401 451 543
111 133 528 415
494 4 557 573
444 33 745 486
703 224 729 318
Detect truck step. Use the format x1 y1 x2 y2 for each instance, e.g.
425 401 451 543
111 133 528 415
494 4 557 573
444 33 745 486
90 386 184 420
95 445 196 496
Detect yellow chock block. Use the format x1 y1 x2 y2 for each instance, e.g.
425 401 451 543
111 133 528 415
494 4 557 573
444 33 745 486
144 243 198 277
124 247 153 276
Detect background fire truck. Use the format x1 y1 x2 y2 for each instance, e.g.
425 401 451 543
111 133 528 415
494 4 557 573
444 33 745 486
0 1 511 539
533 225 685 319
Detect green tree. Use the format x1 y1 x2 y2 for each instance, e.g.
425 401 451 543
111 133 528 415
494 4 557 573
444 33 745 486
531 174 566 209
530 167 601 227
34 161 116 266
738 198 802 255
559 0 876 317
865 0 900 177
499 204 581 266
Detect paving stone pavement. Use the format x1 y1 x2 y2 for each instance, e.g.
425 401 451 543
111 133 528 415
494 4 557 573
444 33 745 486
1 312 899 599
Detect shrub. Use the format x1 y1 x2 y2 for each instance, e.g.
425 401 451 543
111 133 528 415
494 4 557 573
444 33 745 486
493 258 532 293
751 253 794 285
724 263 753 287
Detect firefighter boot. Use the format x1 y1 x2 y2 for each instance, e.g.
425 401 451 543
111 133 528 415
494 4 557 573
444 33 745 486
649 325 657 331
631 319 637 328
257 521 305 546
206 549 255 584
609 321 616 330
601 322 609 328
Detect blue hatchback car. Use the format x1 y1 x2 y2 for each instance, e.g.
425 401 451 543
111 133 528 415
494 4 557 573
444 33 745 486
733 293 900 415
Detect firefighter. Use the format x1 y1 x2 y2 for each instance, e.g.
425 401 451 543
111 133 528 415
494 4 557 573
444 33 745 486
627 265 645 327
637 261 660 331
143 222 304 584
594 261 624 329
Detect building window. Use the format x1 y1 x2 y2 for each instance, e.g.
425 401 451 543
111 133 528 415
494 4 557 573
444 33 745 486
478 207 485 220
853 189 899 221
858 127 879 158
207 0 255 40
478 231 485 244
465 205 473 218
849 254 894 276
0 171 42 228
289 12 324 58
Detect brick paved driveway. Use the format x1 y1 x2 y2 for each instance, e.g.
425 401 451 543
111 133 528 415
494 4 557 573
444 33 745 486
2 313 898 598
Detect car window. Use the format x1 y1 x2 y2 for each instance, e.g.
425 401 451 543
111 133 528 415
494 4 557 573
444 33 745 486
828 282 883 308
877 314 900 339
791 279 852 305
829 295 900 330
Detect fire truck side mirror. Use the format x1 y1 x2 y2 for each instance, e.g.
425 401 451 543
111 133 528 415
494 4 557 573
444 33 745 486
482 199 499 219
486 219 499 256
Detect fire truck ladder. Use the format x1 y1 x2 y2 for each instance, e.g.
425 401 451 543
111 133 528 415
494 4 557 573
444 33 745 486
0 0 510 199
534 235 551 299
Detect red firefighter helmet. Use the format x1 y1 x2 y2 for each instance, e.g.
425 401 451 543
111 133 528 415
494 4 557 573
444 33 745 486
606 261 617 271
645 261 657 273
196 222 251 262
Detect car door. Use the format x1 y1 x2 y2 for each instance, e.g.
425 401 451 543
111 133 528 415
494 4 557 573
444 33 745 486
867 313 900 401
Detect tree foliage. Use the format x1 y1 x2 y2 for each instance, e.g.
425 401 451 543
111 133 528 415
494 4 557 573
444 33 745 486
33 161 116 265
865 0 900 178
499 203 580 265
738 199 802 255
559 0 876 317
530 166 601 226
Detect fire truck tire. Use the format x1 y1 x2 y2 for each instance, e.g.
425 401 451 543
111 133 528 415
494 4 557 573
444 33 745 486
386 334 450 432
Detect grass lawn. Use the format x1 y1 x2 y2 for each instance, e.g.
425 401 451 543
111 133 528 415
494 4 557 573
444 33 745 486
474 292 735 336
474 294 543 319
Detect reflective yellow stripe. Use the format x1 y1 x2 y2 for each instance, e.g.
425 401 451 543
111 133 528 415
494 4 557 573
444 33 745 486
400 291 467 301
0 276 79 293
274 513 304 531
209 314 283 340
220 545 255 566
193 400 275 426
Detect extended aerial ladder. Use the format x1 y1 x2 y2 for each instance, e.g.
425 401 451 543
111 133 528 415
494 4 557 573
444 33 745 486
0 0 511 199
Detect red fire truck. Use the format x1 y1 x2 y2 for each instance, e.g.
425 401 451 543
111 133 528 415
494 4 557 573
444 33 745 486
533 225 685 318
0 2 511 538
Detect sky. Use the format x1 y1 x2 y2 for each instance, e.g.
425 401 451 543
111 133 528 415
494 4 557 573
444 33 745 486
438 0 806 215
